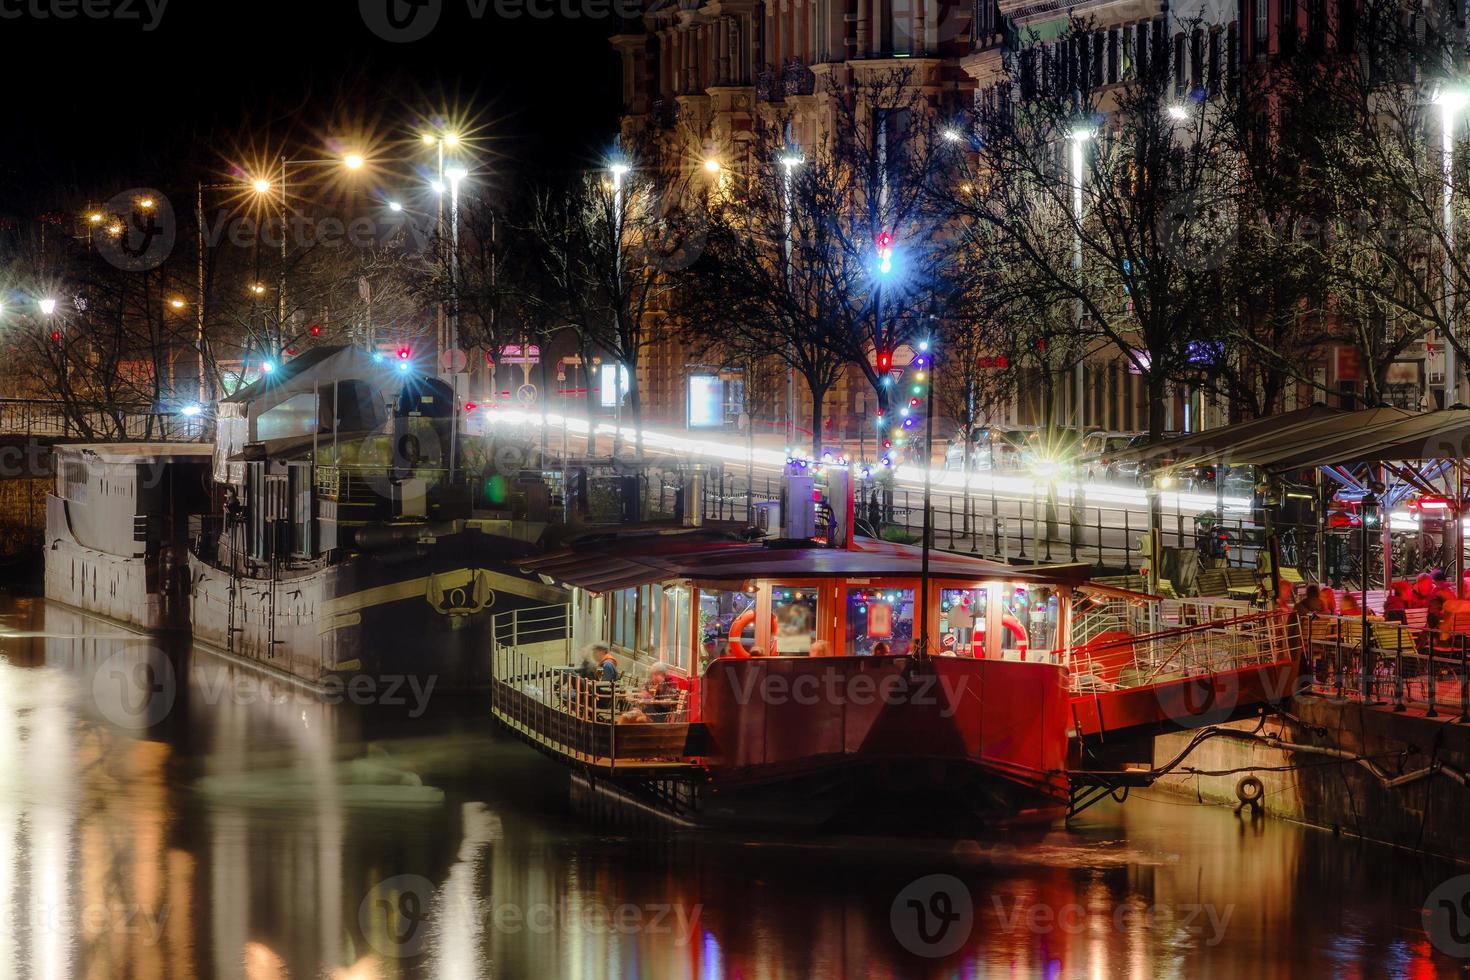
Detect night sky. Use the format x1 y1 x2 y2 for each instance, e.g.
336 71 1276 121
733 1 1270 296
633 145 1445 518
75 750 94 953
0 0 625 209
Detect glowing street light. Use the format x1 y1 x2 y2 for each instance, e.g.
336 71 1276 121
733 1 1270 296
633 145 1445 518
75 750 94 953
38 298 57 316
169 297 187 310
87 212 103 224
942 128 963 143
1436 85 1470 405
250 283 267 296
138 197 156 210
703 157 721 173
251 177 272 194
388 201 403 212
343 153 365 170
1167 104 1189 121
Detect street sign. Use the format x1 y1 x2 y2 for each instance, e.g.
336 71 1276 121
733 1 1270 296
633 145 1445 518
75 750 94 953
499 344 541 365
439 349 468 373
517 384 538 405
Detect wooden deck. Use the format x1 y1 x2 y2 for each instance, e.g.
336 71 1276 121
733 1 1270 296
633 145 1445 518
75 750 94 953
490 670 705 777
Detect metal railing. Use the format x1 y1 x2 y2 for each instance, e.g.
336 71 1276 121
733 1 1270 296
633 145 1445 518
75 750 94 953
1301 613 1470 719
1067 610 1296 694
0 398 210 442
694 469 1262 573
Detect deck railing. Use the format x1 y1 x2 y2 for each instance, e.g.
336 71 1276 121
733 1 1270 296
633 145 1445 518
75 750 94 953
489 603 692 768
1300 612 1470 719
1072 595 1257 650
1067 610 1296 694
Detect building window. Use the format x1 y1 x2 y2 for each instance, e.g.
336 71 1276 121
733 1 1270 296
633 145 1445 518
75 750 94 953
1253 0 1268 54
1190 28 1204 91
1107 28 1120 83
1175 32 1187 94
1279 0 1297 55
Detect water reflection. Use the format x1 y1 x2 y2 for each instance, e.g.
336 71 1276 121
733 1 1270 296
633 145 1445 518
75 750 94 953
0 596 1464 978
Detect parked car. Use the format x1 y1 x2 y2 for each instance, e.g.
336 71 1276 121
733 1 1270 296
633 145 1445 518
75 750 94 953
1109 432 1183 485
944 427 1035 472
1079 430 1141 481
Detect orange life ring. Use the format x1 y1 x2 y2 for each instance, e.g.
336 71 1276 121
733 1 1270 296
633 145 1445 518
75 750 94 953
728 608 780 658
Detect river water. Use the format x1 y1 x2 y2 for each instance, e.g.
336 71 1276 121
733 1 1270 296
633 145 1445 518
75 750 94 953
0 595 1465 979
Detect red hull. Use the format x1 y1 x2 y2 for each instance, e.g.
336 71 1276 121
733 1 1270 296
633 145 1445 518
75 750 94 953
1069 659 1303 740
696 656 1071 829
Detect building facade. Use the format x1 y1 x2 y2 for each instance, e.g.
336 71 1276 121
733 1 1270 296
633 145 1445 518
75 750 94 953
612 0 1433 443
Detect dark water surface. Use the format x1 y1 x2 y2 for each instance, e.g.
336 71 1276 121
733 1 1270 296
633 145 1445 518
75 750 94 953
0 596 1465 979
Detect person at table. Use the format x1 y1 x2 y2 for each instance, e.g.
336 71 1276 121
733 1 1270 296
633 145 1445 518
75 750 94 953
1339 592 1377 618
594 646 619 683
622 663 680 723
1384 582 1410 623
1294 584 1327 617
871 641 892 657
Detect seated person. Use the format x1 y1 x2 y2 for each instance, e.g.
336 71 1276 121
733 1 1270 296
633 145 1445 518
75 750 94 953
872 641 892 657
1294 584 1327 617
595 646 619 683
1384 582 1410 623
809 639 833 658
619 662 680 723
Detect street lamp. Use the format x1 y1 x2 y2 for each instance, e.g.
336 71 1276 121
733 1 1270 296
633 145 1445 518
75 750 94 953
1436 87 1469 407
780 150 802 450
446 165 468 358
1166 104 1189 121
38 298 57 316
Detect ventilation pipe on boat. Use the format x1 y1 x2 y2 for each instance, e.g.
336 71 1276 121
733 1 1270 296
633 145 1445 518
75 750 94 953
348 521 459 551
679 469 703 527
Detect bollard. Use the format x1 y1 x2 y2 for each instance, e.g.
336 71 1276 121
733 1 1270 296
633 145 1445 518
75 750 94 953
1096 509 1106 569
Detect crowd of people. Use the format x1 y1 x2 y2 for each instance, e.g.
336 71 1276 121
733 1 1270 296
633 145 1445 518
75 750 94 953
1292 569 1470 656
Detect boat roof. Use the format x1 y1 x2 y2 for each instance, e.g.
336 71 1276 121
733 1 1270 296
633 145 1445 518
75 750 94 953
53 442 214 463
520 527 1093 593
222 346 399 411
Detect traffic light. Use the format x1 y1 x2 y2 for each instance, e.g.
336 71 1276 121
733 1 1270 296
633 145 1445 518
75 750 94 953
876 349 892 372
876 232 893 275
308 323 322 337
397 346 411 361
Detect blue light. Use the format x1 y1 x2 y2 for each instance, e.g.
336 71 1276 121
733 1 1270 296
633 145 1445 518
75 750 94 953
180 404 202 417
371 352 383 362
260 361 276 374
919 340 930 352
903 418 916 429
881 455 892 466
397 361 410 373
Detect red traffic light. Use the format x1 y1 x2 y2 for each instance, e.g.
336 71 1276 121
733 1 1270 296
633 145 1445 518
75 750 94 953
876 231 892 249
396 346 412 360
464 402 477 412
876 349 892 372
50 330 62 344
308 323 322 337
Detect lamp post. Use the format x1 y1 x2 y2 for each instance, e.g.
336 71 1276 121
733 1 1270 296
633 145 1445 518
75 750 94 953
780 151 802 453
916 339 935 661
1359 487 1381 702
248 152 366 358
1068 127 1093 432
610 157 630 451
421 130 462 361
1435 89 1468 408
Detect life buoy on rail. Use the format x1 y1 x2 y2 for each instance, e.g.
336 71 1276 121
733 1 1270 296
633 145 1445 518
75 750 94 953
728 608 780 658
1002 609 1029 658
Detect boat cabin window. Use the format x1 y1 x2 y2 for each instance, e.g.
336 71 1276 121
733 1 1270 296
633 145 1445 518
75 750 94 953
844 588 915 656
773 586 820 655
1003 585 1060 658
939 588 986 656
256 392 318 442
609 587 638 652
701 589 758 661
660 585 693 671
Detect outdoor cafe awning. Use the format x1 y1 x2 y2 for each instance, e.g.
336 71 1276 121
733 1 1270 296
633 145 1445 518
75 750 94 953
1164 407 1470 472
1099 404 1343 468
